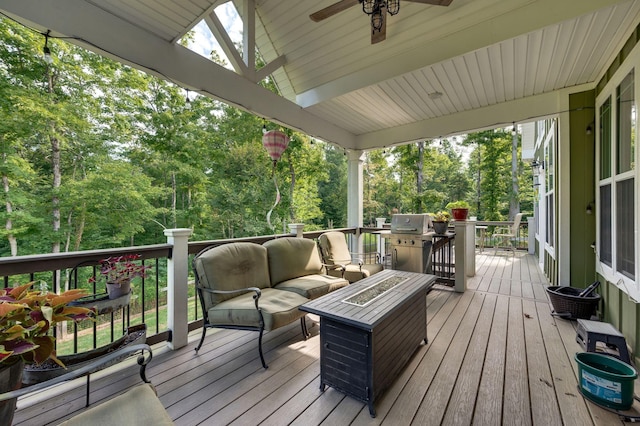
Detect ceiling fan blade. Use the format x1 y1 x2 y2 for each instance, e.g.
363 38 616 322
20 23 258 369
405 0 453 5
310 0 360 22
371 15 386 44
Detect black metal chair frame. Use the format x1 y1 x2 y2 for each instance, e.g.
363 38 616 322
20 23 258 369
0 344 153 407
192 248 308 369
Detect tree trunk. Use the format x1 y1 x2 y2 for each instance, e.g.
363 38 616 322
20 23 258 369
171 171 177 228
416 141 424 213
509 128 520 219
2 174 17 256
288 151 296 222
73 206 85 251
476 149 481 217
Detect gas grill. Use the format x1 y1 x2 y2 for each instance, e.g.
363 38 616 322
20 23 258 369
385 214 435 274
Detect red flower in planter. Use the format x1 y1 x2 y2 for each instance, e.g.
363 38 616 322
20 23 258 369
89 254 150 285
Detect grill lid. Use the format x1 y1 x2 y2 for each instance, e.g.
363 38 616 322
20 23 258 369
390 214 432 234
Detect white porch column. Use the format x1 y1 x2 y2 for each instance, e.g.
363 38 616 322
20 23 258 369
347 150 365 254
288 223 305 237
164 228 192 350
527 217 535 254
376 218 386 263
454 221 474 292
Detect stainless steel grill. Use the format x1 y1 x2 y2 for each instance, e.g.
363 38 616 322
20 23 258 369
386 214 434 274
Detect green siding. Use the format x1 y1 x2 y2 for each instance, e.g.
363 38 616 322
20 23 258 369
568 91 596 288
568 90 640 363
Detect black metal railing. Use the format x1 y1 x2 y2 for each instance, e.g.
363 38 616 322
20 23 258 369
2 225 466 360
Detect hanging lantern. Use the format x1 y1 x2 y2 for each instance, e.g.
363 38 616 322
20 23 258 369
262 130 290 168
262 129 290 230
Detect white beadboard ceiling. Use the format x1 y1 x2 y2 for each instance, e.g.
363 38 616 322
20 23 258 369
1 0 639 151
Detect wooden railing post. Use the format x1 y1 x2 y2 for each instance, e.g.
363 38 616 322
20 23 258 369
164 228 192 350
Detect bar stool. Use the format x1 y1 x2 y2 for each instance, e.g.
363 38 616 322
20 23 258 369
576 319 632 365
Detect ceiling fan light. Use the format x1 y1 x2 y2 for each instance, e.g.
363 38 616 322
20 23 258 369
362 0 376 15
371 9 384 31
387 0 400 15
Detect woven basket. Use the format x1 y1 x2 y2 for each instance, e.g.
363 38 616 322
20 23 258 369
546 286 600 320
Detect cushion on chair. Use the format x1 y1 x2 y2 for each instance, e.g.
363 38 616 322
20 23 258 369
274 274 348 299
207 288 308 331
342 263 384 283
194 243 271 308
319 231 352 265
264 238 323 285
59 383 173 425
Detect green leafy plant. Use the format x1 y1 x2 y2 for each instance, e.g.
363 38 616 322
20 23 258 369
430 211 450 222
0 282 93 366
89 254 150 285
446 200 471 210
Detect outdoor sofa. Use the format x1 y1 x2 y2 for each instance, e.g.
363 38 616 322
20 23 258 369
192 237 349 368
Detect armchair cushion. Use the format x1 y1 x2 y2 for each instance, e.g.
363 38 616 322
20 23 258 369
343 263 384 283
194 242 271 308
207 288 308 331
59 383 173 426
318 231 352 265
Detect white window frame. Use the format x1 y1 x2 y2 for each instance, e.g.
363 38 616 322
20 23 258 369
596 53 640 302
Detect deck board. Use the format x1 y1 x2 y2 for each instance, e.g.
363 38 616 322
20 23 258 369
473 292 508 425
503 297 532 425
13 252 629 426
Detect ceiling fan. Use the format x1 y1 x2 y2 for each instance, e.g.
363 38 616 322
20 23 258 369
310 0 453 44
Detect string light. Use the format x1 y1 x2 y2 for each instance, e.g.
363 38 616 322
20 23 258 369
43 30 53 64
185 89 191 109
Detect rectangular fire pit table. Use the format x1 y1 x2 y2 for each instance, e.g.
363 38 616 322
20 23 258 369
299 269 436 417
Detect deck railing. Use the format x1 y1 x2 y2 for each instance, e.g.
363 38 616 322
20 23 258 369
0 228 360 359
0 224 478 361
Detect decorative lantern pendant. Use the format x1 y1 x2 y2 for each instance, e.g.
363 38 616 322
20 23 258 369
262 130 290 229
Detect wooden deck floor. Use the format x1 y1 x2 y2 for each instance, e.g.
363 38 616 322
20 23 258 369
13 252 640 425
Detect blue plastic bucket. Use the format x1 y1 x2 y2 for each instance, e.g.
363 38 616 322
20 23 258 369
575 352 637 410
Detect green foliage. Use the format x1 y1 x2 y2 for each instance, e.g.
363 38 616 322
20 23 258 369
0 18 535 263
446 200 471 209
463 130 514 220
430 211 450 222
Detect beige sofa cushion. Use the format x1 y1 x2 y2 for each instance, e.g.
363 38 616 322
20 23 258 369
264 237 323 285
194 242 271 307
59 383 173 425
208 288 308 331
274 274 348 300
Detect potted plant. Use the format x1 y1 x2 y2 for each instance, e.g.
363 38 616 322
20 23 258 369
430 211 450 234
89 254 150 299
0 281 93 422
446 201 471 220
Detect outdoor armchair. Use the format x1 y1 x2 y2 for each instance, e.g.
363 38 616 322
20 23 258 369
318 231 383 283
493 213 524 254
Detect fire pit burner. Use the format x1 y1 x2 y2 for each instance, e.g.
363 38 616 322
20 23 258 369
343 275 407 306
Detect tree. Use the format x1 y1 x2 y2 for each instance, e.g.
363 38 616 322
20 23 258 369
463 130 513 220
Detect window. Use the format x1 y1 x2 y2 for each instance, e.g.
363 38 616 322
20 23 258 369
599 98 612 266
545 123 555 249
597 69 636 289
